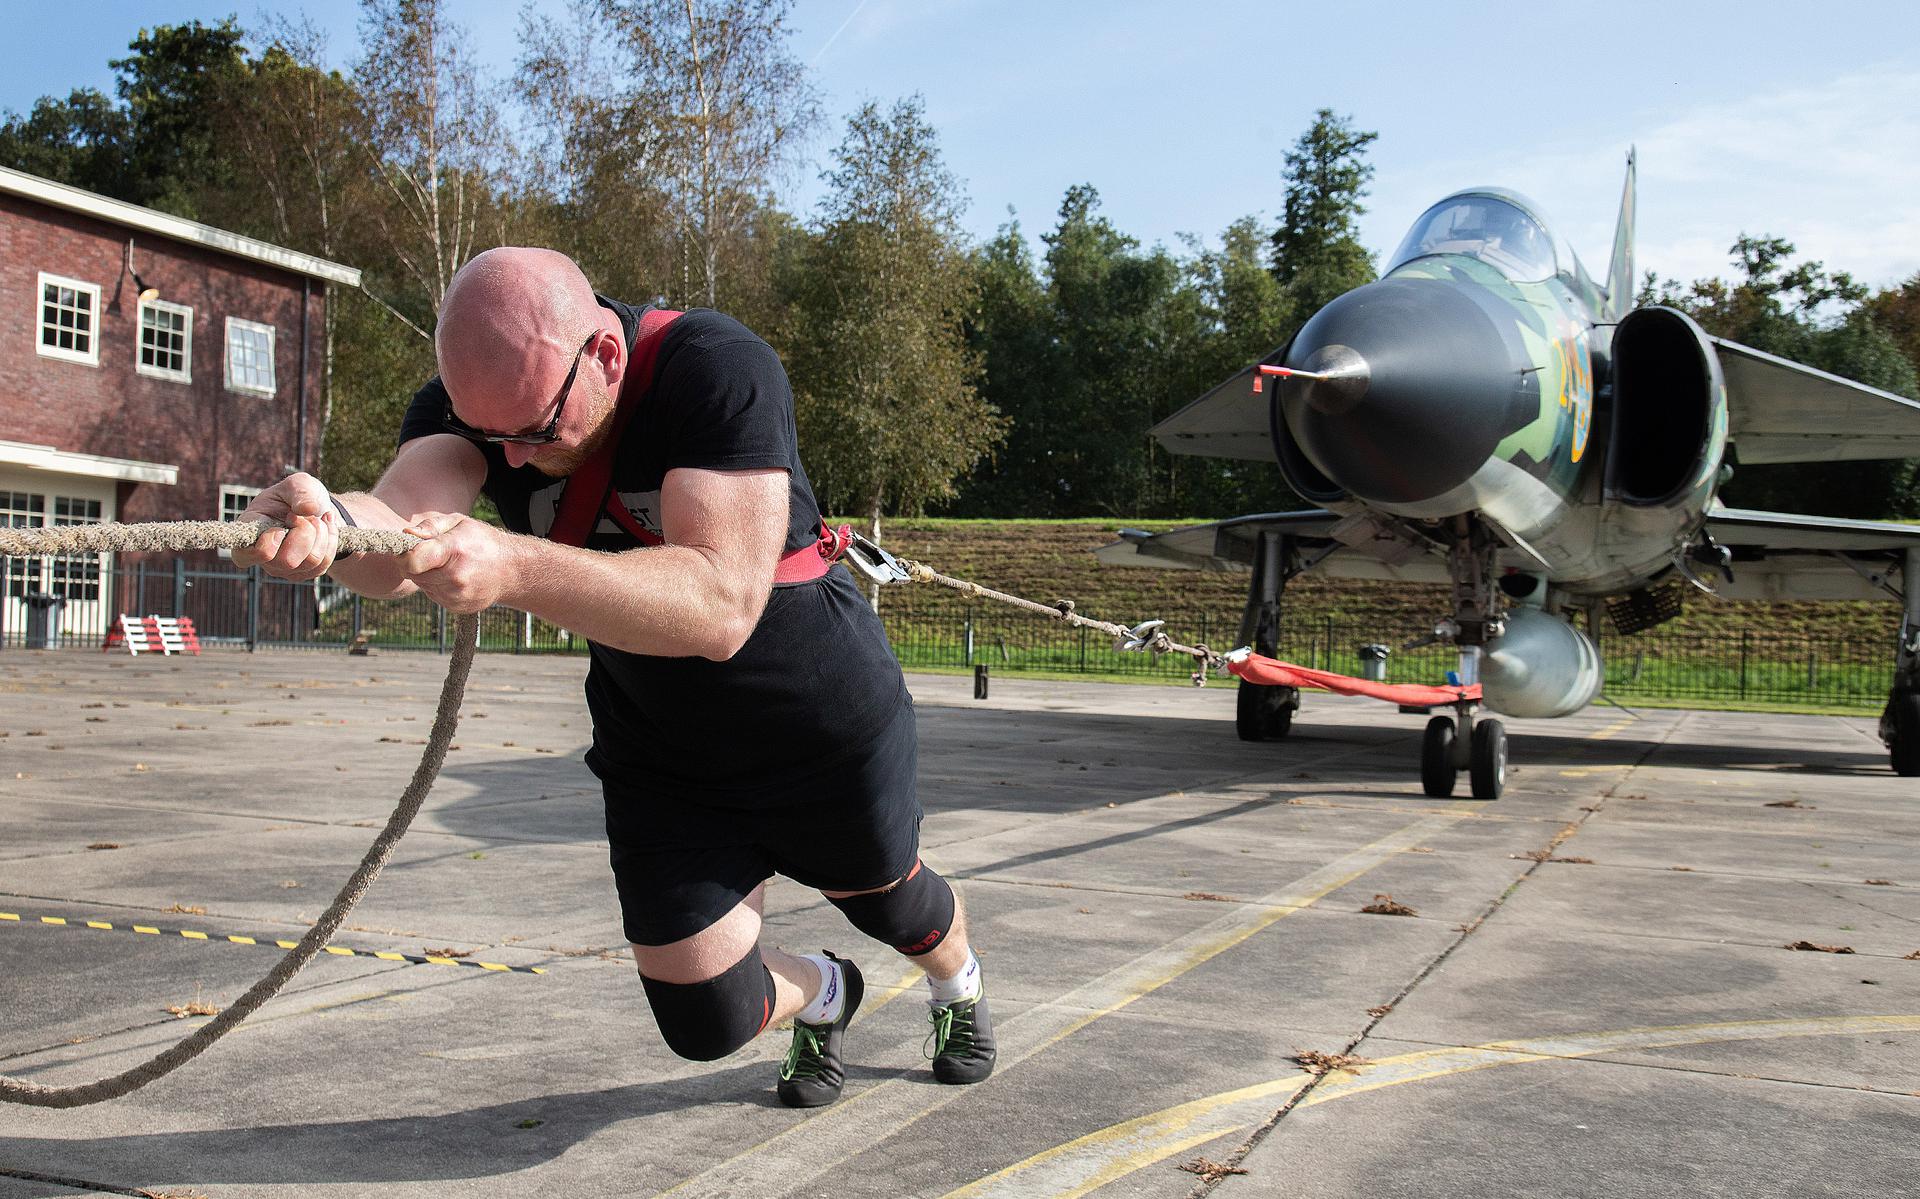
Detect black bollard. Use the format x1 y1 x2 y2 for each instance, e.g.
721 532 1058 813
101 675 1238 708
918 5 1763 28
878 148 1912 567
974 664 989 700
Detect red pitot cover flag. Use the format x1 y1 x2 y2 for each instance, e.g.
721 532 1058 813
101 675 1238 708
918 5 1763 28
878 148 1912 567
1226 652 1480 706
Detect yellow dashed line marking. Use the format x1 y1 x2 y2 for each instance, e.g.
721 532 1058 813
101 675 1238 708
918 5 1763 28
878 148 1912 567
946 1014 1920 1198
0 908 546 974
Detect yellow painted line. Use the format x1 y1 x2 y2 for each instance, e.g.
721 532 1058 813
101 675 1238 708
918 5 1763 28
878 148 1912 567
660 810 1474 1197
1 908 547 974
1559 769 1590 778
1588 717 1637 741
947 1014 1920 1197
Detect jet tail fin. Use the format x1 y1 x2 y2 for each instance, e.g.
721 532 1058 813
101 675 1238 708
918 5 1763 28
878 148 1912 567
1605 148 1636 320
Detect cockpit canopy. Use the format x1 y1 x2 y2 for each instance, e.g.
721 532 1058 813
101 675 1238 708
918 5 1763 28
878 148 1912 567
1386 194 1559 283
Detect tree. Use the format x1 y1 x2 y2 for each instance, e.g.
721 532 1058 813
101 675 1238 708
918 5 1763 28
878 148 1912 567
1647 237 1920 518
354 0 514 321
0 89 133 198
112 19 249 217
945 218 1057 515
782 98 1003 571
1270 109 1378 315
1865 272 1920 382
1037 184 1185 515
1166 216 1302 517
0 19 248 216
522 0 818 311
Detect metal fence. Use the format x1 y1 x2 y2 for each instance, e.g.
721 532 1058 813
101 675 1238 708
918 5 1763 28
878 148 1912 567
0 561 1898 710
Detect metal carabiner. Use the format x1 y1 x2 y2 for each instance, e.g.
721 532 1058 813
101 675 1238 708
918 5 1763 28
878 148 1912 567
842 533 912 587
1114 619 1166 653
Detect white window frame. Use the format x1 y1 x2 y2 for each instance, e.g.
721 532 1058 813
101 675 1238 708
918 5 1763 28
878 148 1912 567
36 272 102 367
217 484 262 558
225 316 277 396
136 297 194 383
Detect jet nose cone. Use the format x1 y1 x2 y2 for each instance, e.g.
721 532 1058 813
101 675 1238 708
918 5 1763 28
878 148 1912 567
1278 278 1525 508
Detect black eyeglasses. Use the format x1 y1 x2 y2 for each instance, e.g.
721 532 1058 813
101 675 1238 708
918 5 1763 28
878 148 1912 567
444 332 596 445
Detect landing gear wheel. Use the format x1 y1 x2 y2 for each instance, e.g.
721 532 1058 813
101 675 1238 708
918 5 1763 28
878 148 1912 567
1421 716 1457 797
1237 681 1297 742
1470 718 1507 799
1890 694 1920 777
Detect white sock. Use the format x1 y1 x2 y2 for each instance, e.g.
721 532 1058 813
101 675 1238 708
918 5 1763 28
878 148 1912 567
795 954 845 1025
927 950 981 1007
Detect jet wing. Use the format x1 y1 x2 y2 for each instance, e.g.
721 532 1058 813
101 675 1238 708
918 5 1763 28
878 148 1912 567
1703 506 1920 601
1095 510 1451 583
1148 363 1273 460
1718 338 1920 464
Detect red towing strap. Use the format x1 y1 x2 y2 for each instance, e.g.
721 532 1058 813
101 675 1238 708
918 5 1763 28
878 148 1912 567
1226 652 1481 706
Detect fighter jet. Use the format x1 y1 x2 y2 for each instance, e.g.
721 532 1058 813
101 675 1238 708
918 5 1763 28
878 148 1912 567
1098 153 1920 798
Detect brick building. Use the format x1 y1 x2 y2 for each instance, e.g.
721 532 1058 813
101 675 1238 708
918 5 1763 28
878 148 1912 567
0 165 360 644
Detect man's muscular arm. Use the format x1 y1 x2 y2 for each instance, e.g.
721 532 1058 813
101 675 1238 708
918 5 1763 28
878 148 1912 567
233 435 487 599
400 466 789 661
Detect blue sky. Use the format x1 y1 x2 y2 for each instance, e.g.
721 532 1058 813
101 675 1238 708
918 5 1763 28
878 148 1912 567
7 0 1919 289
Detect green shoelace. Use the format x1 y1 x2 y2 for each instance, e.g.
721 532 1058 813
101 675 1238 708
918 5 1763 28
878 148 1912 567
926 1002 975 1060
782 1023 827 1081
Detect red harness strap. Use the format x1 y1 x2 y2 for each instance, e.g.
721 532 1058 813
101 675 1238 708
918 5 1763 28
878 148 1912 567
546 308 851 584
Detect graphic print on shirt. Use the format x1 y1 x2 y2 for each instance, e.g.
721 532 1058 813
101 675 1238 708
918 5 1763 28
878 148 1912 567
525 480 665 542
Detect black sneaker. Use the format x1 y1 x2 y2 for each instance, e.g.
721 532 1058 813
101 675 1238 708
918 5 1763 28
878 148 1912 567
777 953 864 1108
926 974 997 1085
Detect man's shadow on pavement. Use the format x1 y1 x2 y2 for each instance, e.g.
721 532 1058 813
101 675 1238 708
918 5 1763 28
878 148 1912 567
0 1057 916 1187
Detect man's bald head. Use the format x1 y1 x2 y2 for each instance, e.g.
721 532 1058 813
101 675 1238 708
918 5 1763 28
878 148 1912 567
436 247 603 425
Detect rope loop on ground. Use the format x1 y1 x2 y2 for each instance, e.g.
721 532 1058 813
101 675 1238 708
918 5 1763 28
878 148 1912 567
0 519 465 1109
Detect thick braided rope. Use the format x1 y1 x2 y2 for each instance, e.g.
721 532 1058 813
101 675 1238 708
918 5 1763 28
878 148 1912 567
0 520 471 1108
0 520 418 557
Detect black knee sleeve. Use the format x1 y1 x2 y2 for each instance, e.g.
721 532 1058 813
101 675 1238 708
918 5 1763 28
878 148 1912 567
639 948 776 1062
829 860 956 956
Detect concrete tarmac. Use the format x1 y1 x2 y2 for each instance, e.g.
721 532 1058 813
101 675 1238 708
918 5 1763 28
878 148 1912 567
1 648 1915 1198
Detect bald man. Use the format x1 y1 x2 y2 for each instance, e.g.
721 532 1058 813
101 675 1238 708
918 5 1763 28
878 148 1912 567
235 247 995 1107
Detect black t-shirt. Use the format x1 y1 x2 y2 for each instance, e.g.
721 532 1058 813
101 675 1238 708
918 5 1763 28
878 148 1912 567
399 300 906 790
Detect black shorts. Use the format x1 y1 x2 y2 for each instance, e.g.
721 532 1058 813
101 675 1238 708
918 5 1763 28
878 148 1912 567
603 696 921 946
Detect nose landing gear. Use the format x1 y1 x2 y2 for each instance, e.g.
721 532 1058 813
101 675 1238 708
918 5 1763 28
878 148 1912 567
1421 707 1507 799
1421 519 1508 799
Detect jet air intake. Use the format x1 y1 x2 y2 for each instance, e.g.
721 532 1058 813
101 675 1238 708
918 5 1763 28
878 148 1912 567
1275 278 1532 510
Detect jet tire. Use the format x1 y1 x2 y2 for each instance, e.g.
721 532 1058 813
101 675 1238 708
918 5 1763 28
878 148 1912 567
1421 716 1458 797
1236 681 1297 742
1891 694 1920 777
1470 718 1507 799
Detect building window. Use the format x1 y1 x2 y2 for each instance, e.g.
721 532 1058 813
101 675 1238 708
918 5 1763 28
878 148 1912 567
219 484 262 522
218 484 261 558
50 496 104 603
37 272 101 366
226 317 277 395
136 298 193 382
2 490 46 600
